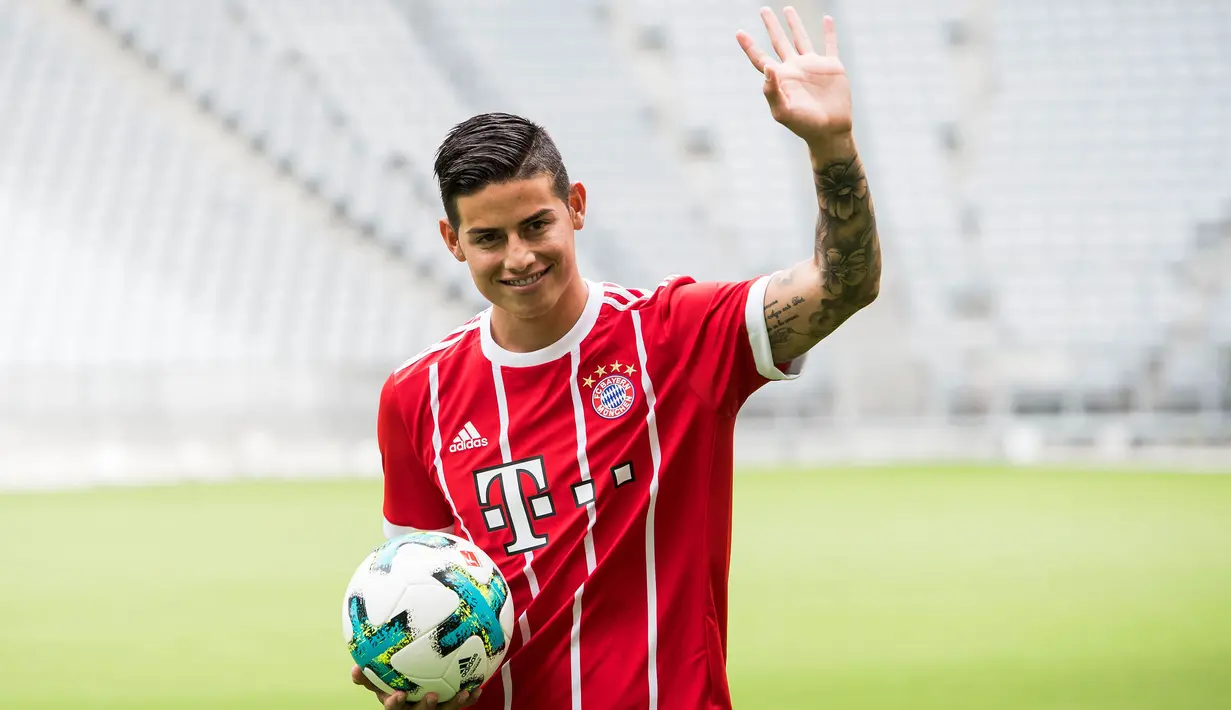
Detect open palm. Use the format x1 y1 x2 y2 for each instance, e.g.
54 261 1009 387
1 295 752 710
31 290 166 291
737 7 852 144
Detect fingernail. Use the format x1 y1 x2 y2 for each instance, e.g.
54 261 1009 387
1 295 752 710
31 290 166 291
457 691 470 703
425 693 438 708
473 688 483 700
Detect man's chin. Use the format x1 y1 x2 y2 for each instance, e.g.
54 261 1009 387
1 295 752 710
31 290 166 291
494 288 558 320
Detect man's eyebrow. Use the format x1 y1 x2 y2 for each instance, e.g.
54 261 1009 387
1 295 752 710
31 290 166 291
466 209 554 236
520 209 554 225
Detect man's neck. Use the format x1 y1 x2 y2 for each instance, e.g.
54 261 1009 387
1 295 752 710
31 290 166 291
489 277 590 354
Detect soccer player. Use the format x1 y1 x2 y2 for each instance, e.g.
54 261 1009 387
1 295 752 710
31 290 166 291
352 7 880 709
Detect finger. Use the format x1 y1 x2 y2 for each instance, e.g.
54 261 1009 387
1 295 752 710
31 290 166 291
735 30 774 73
439 690 471 709
385 691 410 710
759 6 796 61
353 666 391 702
464 688 483 707
783 7 815 54
822 14 839 58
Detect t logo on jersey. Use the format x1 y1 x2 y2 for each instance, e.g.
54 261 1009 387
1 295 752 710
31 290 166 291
473 456 555 555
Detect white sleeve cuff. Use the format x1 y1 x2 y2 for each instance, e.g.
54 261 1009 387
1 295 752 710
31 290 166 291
745 275 805 381
383 518 452 540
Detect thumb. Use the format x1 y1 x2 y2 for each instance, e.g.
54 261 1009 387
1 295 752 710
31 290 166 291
762 62 780 93
762 63 787 112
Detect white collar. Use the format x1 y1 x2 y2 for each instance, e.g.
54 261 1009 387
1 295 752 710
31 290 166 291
479 279 602 368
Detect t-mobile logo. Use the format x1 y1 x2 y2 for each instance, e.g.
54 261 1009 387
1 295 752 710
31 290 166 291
472 456 555 554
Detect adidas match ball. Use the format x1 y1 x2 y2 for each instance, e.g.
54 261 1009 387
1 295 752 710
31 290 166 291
343 532 514 702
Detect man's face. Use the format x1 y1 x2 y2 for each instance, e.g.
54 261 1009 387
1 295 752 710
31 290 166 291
442 175 586 319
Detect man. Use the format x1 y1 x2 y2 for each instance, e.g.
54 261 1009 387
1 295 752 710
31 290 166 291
352 7 880 709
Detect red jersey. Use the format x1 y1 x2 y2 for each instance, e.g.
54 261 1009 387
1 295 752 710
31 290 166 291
378 276 801 709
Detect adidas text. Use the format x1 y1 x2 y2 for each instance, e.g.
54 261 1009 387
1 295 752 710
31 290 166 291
449 437 489 453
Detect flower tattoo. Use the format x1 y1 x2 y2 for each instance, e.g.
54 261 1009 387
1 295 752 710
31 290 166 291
815 159 868 221
821 247 867 296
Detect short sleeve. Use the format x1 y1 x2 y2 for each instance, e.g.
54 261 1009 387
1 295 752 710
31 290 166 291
378 374 454 533
652 275 803 415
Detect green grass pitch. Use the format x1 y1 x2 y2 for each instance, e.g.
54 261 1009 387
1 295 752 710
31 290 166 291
2 466 1229 709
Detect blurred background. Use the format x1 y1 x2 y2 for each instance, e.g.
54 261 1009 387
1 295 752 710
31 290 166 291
1 0 1229 708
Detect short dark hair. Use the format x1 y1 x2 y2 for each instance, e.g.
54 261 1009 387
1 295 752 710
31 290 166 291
433 112 571 227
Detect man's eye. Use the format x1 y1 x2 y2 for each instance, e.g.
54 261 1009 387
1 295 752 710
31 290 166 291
528 220 547 232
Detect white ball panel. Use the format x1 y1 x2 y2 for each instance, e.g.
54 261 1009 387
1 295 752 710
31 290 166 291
397 577 461 632
391 631 450 679
405 676 458 703
389 545 453 582
346 557 416 628
499 592 515 645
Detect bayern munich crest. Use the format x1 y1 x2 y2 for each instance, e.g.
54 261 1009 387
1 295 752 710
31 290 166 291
591 374 636 419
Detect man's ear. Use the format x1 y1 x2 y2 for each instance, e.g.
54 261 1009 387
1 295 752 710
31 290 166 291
440 219 466 262
568 182 587 230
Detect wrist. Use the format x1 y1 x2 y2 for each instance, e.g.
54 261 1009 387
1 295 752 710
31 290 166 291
806 131 857 166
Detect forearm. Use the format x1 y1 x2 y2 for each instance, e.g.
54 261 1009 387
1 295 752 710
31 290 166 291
763 133 881 359
807 132 880 312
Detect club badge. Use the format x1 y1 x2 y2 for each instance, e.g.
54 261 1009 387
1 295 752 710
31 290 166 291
591 374 636 419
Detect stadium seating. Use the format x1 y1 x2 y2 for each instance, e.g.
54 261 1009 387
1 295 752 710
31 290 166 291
0 0 1227 480
0 0 469 373
841 0 1231 415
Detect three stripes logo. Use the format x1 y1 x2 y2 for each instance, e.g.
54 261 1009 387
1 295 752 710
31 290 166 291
448 421 489 453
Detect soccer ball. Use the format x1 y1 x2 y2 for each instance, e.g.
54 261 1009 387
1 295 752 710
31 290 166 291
343 532 515 702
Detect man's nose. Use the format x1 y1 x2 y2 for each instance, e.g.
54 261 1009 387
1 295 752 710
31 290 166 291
504 235 536 272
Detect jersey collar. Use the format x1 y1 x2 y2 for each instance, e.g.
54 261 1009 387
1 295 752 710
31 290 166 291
479 279 603 368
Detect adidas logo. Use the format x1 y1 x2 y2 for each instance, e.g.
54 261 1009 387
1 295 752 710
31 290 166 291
448 422 489 453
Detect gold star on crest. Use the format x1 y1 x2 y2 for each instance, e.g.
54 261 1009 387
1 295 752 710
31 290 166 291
582 375 595 388
624 364 636 376
611 359 622 371
595 365 607 377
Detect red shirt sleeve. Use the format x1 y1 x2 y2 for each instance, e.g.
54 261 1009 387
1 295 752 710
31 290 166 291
652 275 802 416
378 373 454 531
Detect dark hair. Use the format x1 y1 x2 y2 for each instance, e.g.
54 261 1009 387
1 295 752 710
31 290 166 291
433 113 571 227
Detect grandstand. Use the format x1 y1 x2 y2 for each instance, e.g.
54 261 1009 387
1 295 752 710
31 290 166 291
1 0 1229 485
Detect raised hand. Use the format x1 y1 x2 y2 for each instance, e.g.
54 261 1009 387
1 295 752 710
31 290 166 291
736 7 852 146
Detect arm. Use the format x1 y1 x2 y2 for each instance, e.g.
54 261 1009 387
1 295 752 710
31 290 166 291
378 374 455 535
737 9 881 364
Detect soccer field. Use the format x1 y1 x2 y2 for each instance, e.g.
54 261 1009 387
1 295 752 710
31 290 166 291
2 466 1229 709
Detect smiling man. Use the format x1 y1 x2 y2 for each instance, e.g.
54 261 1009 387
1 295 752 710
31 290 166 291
353 7 881 710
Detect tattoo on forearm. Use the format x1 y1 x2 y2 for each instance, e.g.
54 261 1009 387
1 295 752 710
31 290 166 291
764 155 881 350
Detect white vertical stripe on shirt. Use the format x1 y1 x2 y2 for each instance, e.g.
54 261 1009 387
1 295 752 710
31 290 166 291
570 582 586 709
567 346 600 709
501 664 513 710
630 310 662 710
568 346 599 570
429 363 474 543
492 360 543 710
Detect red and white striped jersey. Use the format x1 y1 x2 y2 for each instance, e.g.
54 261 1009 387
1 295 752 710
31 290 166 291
378 276 801 710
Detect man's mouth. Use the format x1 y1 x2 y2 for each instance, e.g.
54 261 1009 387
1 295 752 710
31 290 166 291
501 267 550 287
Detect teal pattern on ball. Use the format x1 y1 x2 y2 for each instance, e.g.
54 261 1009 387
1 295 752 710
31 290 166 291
347 593 422 694
431 564 509 657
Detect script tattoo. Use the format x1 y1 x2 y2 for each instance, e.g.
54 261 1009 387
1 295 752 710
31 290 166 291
764 155 881 353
